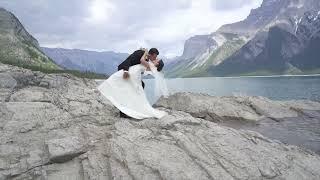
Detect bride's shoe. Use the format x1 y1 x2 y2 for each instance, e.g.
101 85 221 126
120 111 132 119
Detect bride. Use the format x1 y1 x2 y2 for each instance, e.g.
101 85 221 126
97 54 169 120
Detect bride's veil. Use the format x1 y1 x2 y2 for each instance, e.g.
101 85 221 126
149 61 169 102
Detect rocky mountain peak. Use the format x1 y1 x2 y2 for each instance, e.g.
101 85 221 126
181 35 217 60
261 0 282 6
0 7 39 48
296 10 320 42
0 8 61 70
167 0 320 77
217 0 290 35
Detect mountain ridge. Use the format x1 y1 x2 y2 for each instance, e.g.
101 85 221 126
165 0 320 77
42 47 129 75
0 7 61 70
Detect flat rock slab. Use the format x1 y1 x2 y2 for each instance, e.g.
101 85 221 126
46 136 86 163
104 113 320 180
155 92 320 122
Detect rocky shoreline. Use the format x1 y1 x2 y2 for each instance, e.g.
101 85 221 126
1 62 320 179
155 92 320 122
155 92 320 155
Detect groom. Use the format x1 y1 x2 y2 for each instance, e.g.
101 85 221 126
117 48 160 118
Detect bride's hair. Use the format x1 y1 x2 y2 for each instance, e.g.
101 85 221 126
156 60 164 72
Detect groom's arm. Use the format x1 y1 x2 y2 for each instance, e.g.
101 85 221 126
121 50 145 79
121 57 132 72
122 50 145 71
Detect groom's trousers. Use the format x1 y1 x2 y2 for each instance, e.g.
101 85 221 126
120 80 145 118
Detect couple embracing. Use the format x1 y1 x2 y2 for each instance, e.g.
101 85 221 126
97 48 169 119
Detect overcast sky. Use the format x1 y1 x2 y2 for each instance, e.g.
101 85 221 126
0 0 262 58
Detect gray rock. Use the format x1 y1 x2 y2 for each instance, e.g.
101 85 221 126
1 63 320 179
104 116 320 180
155 92 320 122
0 73 16 89
9 87 52 102
46 136 86 163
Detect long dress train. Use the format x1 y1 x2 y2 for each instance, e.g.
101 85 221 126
97 63 167 119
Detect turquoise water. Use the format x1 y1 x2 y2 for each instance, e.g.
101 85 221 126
144 75 320 104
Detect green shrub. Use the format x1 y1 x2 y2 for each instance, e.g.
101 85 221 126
26 46 39 59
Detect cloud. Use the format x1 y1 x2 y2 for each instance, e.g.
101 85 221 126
211 0 261 11
0 0 262 58
85 0 116 25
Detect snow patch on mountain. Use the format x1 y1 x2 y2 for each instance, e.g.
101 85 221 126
187 45 217 70
211 34 226 47
294 16 303 34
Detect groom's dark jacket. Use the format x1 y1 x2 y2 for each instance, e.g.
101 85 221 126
118 50 148 71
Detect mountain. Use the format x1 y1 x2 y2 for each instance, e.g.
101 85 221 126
211 0 320 76
42 47 129 75
0 8 60 70
217 0 291 35
165 33 248 77
166 0 320 77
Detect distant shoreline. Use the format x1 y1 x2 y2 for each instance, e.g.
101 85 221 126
165 74 320 80
215 74 320 79
96 74 320 81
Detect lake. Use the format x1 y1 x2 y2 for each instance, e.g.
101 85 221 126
144 75 320 104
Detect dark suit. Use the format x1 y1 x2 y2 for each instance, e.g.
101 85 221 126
118 50 146 71
117 49 147 118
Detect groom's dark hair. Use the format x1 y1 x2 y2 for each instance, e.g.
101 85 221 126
157 60 164 72
149 48 159 55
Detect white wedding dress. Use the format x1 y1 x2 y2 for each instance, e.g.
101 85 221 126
97 62 168 119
